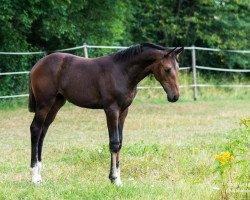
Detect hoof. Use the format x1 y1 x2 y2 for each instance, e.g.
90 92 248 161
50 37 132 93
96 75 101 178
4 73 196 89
32 175 42 184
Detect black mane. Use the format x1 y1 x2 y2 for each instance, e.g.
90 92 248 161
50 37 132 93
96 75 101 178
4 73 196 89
112 43 167 61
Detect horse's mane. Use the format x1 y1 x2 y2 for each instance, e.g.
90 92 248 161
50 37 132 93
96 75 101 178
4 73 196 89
112 43 167 62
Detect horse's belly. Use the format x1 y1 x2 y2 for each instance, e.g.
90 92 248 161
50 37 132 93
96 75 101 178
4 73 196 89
61 84 104 109
59 69 104 108
64 93 104 109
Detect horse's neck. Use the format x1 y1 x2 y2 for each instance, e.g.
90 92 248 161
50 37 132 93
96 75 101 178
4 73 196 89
122 57 153 89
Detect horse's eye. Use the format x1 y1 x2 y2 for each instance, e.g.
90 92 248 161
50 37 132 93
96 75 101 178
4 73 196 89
164 68 171 74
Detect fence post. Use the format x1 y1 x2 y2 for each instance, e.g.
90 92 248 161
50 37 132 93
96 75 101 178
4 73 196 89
191 45 197 100
83 43 88 58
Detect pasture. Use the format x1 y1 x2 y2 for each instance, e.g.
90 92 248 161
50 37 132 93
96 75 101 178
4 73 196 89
0 96 249 199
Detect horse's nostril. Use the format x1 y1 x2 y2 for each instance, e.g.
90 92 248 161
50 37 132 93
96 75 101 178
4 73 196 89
173 95 179 101
167 95 179 102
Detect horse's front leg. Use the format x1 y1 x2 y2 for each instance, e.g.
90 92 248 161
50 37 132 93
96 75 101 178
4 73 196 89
105 106 123 186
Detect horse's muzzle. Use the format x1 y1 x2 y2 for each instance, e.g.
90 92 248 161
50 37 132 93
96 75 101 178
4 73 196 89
167 95 179 102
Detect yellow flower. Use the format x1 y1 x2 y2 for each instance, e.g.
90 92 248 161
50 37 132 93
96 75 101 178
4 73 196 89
222 151 231 159
221 160 226 165
213 151 234 165
213 154 221 159
220 157 227 164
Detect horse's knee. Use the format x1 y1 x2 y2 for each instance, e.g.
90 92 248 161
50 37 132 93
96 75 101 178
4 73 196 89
110 141 122 153
30 123 39 135
30 123 37 132
30 122 43 142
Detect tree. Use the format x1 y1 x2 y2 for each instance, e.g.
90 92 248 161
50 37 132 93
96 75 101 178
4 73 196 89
0 0 129 95
127 0 250 69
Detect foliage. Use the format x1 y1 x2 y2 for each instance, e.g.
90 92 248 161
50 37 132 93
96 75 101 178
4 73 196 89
0 0 249 97
128 0 250 69
0 0 129 95
0 0 128 52
213 118 250 199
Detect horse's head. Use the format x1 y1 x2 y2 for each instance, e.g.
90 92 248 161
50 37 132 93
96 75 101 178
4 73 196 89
152 47 184 102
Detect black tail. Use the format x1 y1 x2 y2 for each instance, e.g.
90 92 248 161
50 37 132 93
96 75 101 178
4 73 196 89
28 74 36 112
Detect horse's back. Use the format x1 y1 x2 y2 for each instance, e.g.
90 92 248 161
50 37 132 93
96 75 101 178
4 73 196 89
31 53 79 75
30 53 112 108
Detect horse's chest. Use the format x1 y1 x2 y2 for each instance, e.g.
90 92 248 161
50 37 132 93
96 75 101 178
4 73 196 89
116 89 137 108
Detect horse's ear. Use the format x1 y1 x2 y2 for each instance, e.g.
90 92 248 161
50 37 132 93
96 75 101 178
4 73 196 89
164 47 177 58
175 47 184 57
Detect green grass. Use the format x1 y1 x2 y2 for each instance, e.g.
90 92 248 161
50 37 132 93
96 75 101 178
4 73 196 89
0 97 249 199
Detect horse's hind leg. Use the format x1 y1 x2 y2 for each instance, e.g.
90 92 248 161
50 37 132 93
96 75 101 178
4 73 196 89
115 108 128 185
30 102 54 184
36 95 66 181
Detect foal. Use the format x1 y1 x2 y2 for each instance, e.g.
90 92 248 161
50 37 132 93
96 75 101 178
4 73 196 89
29 43 183 185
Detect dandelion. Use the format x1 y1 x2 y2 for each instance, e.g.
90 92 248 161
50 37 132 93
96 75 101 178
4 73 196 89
213 151 234 165
222 151 231 159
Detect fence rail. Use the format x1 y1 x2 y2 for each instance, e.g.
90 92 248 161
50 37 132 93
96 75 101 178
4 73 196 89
196 66 250 72
0 71 30 75
0 44 250 100
1 84 250 99
1 45 250 55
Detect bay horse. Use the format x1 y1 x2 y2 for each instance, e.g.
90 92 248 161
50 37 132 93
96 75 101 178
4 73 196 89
29 43 184 185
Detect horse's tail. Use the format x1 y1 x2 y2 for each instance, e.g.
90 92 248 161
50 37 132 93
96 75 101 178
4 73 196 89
28 74 36 113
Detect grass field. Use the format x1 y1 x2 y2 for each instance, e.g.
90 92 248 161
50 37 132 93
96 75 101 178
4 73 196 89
0 95 249 199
